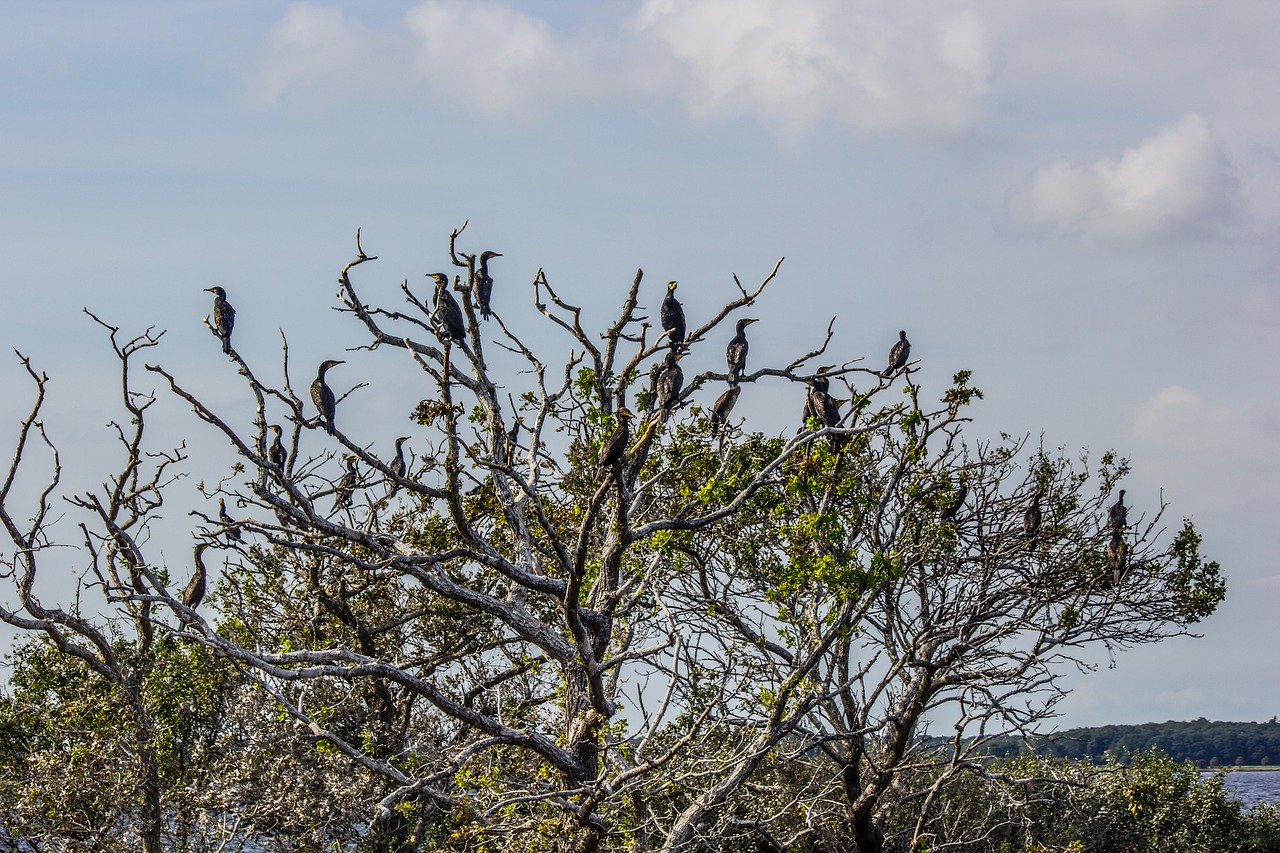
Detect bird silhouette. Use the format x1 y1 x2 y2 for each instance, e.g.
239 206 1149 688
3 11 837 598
205 286 235 354
430 273 466 344
474 250 502 322
184 543 209 610
661 280 686 350
311 360 344 435
882 330 911 378
726 318 758 386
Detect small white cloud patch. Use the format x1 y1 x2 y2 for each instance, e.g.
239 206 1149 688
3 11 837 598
1008 114 1238 246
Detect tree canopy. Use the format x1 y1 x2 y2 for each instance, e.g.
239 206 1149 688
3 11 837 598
0 226 1225 853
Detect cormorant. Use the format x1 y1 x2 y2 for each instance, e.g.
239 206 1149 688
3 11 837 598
710 385 740 438
334 456 358 510
805 368 843 449
1108 489 1128 531
430 273 466 344
660 280 686 350
1023 491 1044 539
218 498 241 542
267 424 287 470
1106 529 1127 584
882 330 911 378
474 251 502 322
655 350 685 415
726 318 758 386
598 407 634 471
184 543 208 610
389 436 409 480
205 287 235 354
311 359 344 435
940 478 967 523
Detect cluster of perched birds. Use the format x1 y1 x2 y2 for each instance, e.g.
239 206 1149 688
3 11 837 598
202 260 1131 609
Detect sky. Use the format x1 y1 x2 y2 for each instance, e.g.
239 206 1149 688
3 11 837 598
1 0 1277 728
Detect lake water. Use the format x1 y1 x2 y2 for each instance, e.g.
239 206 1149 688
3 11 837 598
1209 770 1280 809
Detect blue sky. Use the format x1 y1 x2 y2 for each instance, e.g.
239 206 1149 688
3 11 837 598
2 0 1277 727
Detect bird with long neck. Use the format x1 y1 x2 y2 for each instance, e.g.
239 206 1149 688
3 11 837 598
660 280 686 350
474 250 502 322
334 456 358 510
726 317 757 386
267 424 287 470
389 436 409 479
184 543 209 610
218 498 241 542
430 273 466 344
882 330 911 378
1108 489 1128 532
598 407 634 472
311 359 344 436
205 286 235 354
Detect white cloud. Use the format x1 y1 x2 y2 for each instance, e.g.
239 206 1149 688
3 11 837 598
248 0 993 137
1007 114 1238 246
630 0 992 138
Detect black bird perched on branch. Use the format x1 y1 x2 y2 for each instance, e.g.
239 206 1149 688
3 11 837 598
474 250 502 322
940 478 967 524
204 286 235 354
805 367 844 450
334 456 358 510
598 407 634 471
218 498 241 542
311 359 344 435
1023 491 1044 539
726 318 758 386
655 350 685 416
1108 489 1128 532
430 272 466 344
267 424 287 470
661 280 686 350
1106 528 1127 585
882 330 911 378
389 436 410 480
184 543 209 610
710 385 740 438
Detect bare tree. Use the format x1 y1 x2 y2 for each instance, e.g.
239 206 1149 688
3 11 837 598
1 226 1222 853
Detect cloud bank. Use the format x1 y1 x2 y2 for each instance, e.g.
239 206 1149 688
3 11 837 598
1007 114 1238 246
249 0 993 136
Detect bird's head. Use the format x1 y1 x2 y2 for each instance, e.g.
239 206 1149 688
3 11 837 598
899 330 908 339
617 406 634 421
395 436 410 448
738 318 759 331
480 250 503 261
666 280 679 294
319 359 345 373
428 273 450 288
205 286 226 298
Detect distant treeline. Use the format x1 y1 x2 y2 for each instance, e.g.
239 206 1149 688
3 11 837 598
983 718 1280 767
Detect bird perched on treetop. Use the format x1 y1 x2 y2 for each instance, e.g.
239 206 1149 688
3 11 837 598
1023 491 1044 539
205 287 235 355
804 367 844 450
1108 489 1128 531
184 543 209 610
430 273 466 344
218 498 241 542
598 407 634 471
655 350 685 417
726 318 758 386
661 280 686 350
882 330 911 378
311 360 344 436
474 250 502 322
710 385 741 439
267 424 287 470
334 456 358 510
390 436 410 479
